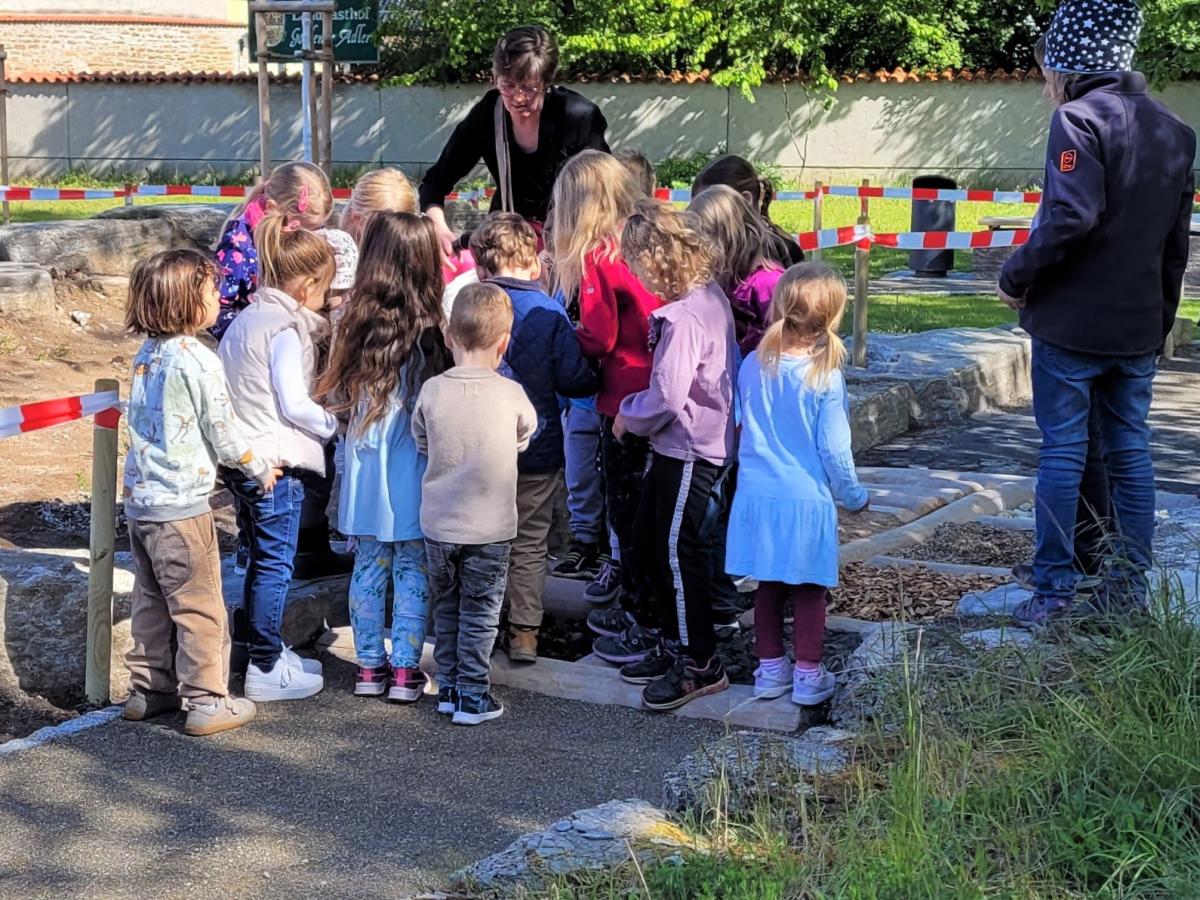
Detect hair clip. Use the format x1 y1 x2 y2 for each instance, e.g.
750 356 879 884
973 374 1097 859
297 185 311 214
283 219 303 233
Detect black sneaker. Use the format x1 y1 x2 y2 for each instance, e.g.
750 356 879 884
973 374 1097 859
642 657 729 711
593 624 661 664
584 557 622 605
619 644 675 684
233 540 250 576
587 606 635 638
452 691 505 726
553 540 601 580
436 685 458 715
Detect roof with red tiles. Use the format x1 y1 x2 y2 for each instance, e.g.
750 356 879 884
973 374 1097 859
8 67 1047 86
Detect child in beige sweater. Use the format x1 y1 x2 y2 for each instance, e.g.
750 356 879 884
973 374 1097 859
412 282 537 725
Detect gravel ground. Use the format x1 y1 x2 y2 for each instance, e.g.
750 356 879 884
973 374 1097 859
899 523 1034 569
0 650 721 900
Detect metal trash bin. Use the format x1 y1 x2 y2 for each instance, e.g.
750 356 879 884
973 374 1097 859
909 174 956 276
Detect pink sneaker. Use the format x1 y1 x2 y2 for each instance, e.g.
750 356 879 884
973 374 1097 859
354 662 391 697
388 667 428 703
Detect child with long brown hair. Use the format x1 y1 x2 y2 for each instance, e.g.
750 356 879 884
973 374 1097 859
212 161 333 340
611 199 738 711
316 212 452 701
218 213 337 703
122 249 273 736
689 184 785 356
692 155 804 268
726 263 869 707
550 150 666 664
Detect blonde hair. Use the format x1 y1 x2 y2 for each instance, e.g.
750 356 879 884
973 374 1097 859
620 198 716 302
689 185 772 292
470 212 539 275
450 282 513 351
126 249 217 337
340 167 418 244
232 161 333 231
254 213 335 290
759 262 848 388
549 150 642 300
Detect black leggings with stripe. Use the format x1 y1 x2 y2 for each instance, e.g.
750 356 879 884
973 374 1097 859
634 452 727 664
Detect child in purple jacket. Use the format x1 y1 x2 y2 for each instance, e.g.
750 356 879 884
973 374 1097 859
612 199 738 712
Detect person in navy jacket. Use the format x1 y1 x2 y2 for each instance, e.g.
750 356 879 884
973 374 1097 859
998 0 1196 624
468 213 599 662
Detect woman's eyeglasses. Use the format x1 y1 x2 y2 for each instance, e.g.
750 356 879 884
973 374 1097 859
497 80 544 100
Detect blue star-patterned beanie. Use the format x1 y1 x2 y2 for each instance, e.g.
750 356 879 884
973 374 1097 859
1043 0 1143 73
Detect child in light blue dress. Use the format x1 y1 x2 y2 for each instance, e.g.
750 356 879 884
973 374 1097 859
316 211 452 703
726 263 870 707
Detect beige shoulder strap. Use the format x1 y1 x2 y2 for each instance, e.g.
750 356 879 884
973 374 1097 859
493 99 514 214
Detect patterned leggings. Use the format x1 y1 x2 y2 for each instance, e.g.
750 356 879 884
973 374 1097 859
349 538 430 669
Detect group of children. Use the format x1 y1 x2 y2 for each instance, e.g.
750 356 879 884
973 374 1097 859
120 150 869 736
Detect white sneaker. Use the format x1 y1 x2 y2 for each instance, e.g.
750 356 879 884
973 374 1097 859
283 645 323 676
752 665 793 699
792 665 836 706
245 653 324 701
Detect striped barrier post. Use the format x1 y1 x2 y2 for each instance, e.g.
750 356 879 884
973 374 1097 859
812 180 824 262
853 182 871 368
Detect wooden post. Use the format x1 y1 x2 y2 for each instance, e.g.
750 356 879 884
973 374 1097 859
85 379 120 705
319 10 334 177
812 180 824 262
0 46 9 226
123 182 135 208
255 13 272 179
853 199 870 368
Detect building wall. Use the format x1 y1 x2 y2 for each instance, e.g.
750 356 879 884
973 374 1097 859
5 79 1199 186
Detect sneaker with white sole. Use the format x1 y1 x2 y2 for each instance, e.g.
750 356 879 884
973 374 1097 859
354 662 391 697
586 606 635 638
387 667 427 703
436 685 458 714
584 559 622 605
183 696 256 736
245 653 324 701
753 665 793 700
792 665 836 706
452 691 505 725
283 645 322 676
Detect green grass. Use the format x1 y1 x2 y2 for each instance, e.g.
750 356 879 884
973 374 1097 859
552 580 1200 899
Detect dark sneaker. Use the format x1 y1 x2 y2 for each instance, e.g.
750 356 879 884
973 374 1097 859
1012 595 1068 627
642 657 729 711
619 645 674 684
123 689 181 721
452 691 505 726
587 606 635 638
436 685 458 715
1011 563 1035 590
593 624 662 664
713 614 741 639
584 558 622 605
387 666 427 703
233 540 249 576
354 662 391 697
553 540 601 580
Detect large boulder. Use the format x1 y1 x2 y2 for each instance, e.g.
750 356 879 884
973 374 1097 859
0 205 231 277
0 262 55 318
0 547 343 707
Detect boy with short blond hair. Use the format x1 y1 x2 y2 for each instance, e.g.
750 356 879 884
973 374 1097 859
469 213 598 664
412 282 538 725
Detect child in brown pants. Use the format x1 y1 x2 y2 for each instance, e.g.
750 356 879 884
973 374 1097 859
122 249 277 735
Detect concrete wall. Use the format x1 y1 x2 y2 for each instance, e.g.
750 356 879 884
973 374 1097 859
7 79 1200 186
3 2 230 18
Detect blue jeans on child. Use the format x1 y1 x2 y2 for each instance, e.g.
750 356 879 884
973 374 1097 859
563 403 604 545
425 539 511 696
1030 338 1157 607
348 538 430 669
223 469 306 670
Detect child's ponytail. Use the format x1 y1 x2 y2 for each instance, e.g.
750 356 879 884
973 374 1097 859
254 212 334 290
760 262 848 388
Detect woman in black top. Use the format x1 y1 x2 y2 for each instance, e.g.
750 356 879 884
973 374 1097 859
419 25 610 256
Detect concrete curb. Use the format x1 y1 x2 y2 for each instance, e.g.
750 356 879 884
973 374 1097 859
0 705 123 758
867 555 1014 578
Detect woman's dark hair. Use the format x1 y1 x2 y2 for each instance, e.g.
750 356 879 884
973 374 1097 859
692 155 774 218
493 25 559 84
316 212 450 432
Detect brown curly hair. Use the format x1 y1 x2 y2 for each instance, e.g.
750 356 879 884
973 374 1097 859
620 198 716 302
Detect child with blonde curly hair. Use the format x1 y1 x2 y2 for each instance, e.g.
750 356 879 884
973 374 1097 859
612 199 738 711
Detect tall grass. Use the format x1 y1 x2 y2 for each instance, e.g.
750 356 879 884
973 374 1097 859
554 579 1200 899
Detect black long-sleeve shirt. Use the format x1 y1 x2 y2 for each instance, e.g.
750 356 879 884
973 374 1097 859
419 86 610 223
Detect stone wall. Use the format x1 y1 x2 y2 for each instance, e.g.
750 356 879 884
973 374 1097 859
8 77 1200 186
0 17 245 77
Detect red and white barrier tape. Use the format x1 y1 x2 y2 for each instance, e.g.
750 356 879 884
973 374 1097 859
792 225 1030 250
0 391 121 440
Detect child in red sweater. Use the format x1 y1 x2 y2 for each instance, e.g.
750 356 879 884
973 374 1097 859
550 150 664 665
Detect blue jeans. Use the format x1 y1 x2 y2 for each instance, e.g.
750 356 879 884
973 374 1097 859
1030 339 1157 605
224 470 305 669
563 403 605 544
348 538 430 669
425 539 511 695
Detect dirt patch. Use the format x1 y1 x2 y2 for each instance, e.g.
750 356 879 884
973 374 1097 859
898 522 1034 569
0 692 83 745
828 563 1010 622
